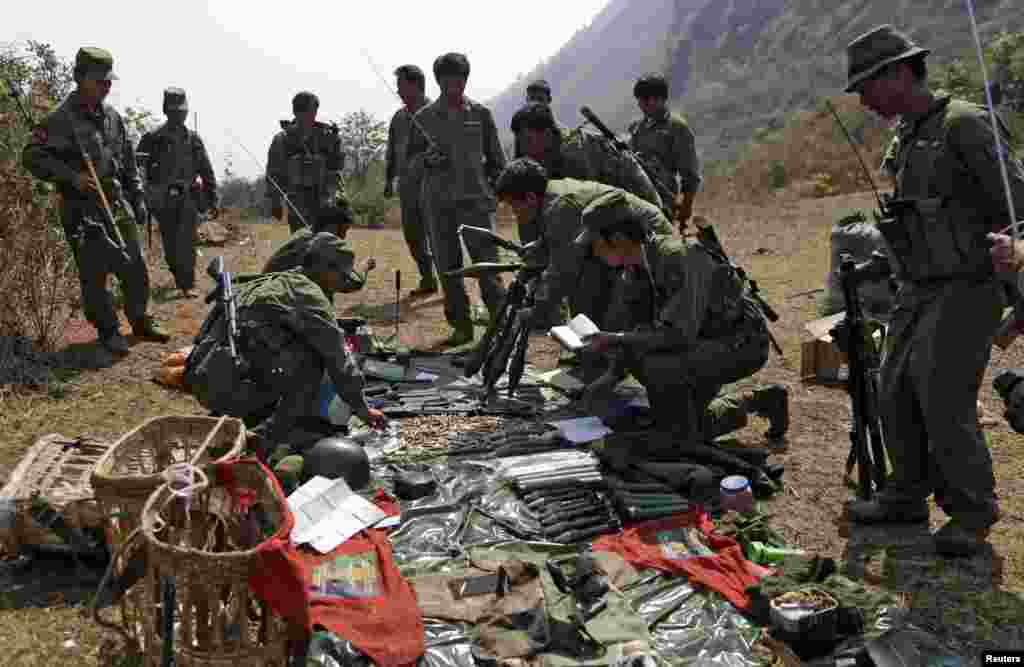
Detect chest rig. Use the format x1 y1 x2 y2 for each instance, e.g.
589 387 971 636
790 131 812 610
282 121 337 191
876 99 995 284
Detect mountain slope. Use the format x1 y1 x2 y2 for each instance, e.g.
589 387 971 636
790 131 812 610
490 0 1024 161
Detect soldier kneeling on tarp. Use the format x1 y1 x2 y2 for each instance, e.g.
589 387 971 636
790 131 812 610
184 233 386 467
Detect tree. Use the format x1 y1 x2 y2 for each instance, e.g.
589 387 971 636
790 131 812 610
337 110 387 186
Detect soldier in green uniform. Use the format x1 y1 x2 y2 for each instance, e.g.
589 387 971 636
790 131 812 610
510 103 662 214
187 233 386 456
385 64 437 297
570 215 788 444
628 73 702 232
844 25 1024 556
137 87 219 298
266 91 346 233
495 158 671 333
22 47 170 355
408 53 508 346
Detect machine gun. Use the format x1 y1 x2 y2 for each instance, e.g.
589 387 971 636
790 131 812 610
829 253 890 500
579 106 673 218
449 226 546 400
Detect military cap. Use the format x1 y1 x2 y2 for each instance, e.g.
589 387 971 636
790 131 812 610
845 25 930 93
292 91 320 113
433 53 470 80
163 87 188 112
572 191 632 247
633 73 669 100
74 47 117 81
510 102 556 133
305 232 366 292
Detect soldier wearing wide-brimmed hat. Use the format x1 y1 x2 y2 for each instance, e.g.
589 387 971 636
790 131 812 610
843 25 1024 557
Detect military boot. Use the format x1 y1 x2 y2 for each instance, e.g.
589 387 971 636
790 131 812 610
132 316 171 342
745 384 790 440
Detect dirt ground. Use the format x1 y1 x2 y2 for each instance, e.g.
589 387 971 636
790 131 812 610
1 192 1022 664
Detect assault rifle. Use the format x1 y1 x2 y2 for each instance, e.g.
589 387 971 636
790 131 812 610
205 256 243 367
579 105 673 217
830 253 890 500
450 226 546 400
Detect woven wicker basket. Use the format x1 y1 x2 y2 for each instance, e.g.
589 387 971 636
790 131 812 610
90 416 246 647
0 434 113 555
138 459 291 666
91 415 246 548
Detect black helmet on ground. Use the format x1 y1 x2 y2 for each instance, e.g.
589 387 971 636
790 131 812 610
303 435 370 490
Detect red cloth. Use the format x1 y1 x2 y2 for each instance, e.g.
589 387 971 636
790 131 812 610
215 461 424 667
591 509 771 612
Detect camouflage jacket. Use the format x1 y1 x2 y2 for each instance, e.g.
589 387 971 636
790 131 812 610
266 120 344 209
530 179 673 317
628 108 701 201
23 90 143 227
385 96 431 183
408 97 506 203
234 270 368 417
612 235 745 352
137 122 219 210
541 128 663 209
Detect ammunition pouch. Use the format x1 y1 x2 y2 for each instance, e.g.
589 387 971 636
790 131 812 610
877 197 994 285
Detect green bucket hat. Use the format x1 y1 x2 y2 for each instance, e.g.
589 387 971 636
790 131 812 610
306 232 365 293
163 87 188 112
75 47 118 81
572 190 630 248
845 25 930 93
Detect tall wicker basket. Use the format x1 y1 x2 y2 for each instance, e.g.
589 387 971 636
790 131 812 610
90 415 247 647
139 459 292 666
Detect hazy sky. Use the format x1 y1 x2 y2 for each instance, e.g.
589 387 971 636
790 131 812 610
7 0 609 180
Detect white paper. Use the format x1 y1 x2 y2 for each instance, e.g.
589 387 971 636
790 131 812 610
287 476 389 553
546 416 612 444
549 314 601 352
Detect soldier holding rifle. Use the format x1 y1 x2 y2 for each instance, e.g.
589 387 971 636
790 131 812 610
23 47 170 356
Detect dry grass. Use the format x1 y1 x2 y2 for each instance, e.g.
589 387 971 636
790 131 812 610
1 194 1022 662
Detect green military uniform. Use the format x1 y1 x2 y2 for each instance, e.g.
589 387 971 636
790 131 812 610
187 236 371 450
266 119 345 233
628 109 701 215
526 180 672 329
409 97 507 329
137 88 218 292
386 95 436 290
868 94 1024 529
586 233 773 441
22 48 163 348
